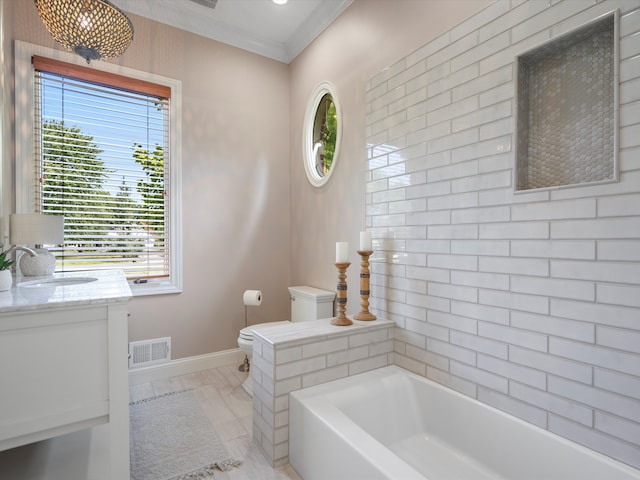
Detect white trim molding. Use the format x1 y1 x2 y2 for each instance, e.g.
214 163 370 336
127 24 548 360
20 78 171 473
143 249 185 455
128 348 244 385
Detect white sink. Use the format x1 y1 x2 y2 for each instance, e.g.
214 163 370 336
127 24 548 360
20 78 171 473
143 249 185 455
18 277 98 288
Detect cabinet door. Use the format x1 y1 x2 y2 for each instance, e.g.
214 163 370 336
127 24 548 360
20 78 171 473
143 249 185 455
0 307 109 450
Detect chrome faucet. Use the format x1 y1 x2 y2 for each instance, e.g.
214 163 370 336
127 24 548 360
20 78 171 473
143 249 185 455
3 245 38 257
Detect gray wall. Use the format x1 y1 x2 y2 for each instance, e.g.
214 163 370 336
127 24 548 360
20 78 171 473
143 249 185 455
3 0 291 359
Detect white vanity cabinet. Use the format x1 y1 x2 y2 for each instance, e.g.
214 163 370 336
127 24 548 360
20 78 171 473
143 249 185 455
0 270 131 479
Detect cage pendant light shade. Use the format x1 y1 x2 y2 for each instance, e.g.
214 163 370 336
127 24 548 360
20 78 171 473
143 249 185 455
34 0 134 63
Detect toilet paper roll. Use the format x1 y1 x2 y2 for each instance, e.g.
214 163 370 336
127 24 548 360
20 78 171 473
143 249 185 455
243 290 262 306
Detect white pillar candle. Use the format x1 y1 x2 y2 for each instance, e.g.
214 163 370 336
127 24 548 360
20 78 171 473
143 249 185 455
359 231 372 251
336 242 349 263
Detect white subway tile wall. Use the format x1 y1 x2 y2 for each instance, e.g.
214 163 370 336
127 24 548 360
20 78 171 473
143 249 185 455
365 0 640 470
250 319 394 465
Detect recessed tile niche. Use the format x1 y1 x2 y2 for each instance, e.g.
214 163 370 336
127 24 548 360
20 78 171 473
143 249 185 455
515 13 618 192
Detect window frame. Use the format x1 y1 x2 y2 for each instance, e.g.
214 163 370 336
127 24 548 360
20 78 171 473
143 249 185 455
15 41 182 296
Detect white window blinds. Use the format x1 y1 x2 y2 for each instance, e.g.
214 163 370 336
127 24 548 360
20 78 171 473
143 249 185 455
33 56 172 280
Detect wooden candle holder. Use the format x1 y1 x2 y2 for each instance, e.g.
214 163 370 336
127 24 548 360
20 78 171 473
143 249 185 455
331 262 352 326
354 250 376 321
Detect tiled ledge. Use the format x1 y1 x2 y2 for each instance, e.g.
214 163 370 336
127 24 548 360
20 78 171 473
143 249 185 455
251 317 394 466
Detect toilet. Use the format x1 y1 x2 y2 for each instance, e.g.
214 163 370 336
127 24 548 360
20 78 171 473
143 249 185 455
237 285 335 395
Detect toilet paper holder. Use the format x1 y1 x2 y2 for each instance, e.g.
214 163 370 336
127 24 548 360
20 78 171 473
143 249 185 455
239 289 262 372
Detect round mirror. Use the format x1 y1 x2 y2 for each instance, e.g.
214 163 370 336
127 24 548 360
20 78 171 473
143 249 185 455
303 82 342 187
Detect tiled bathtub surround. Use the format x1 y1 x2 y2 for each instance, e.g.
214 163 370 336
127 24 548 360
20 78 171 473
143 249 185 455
250 318 394 465
365 0 640 470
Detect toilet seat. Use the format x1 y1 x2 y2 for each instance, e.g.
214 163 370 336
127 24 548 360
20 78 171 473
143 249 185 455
239 320 290 341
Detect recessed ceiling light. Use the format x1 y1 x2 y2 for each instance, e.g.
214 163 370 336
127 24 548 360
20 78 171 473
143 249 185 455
272 0 288 5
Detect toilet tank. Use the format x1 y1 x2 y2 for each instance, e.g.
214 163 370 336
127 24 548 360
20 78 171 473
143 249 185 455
288 286 335 323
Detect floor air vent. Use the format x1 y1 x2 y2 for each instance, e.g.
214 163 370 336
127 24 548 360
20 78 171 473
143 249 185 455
129 337 171 368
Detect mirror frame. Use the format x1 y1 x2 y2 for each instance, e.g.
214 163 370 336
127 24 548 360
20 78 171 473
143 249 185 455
302 81 342 187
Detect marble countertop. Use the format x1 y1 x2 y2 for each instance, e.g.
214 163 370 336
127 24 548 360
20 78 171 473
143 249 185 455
0 269 132 313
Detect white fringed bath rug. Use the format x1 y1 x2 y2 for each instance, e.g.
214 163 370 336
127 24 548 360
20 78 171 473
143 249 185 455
130 389 241 480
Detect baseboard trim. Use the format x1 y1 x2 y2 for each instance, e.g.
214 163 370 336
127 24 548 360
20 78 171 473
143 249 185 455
128 348 244 385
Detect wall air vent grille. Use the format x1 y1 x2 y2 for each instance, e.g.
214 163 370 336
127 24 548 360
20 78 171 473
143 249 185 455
129 337 171 368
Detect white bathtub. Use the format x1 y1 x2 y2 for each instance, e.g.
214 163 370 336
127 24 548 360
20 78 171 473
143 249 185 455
289 366 640 480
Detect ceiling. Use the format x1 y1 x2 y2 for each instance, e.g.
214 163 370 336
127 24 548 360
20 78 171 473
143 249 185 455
111 0 353 64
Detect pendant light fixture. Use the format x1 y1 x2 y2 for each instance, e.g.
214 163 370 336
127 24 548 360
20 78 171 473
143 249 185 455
34 0 134 64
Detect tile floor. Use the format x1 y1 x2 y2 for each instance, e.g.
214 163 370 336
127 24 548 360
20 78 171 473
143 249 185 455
129 364 302 480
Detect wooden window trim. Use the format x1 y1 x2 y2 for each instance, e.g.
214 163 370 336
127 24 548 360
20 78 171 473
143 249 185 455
32 55 171 99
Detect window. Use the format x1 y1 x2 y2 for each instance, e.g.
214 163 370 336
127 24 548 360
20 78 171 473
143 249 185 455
302 82 342 187
16 42 182 295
